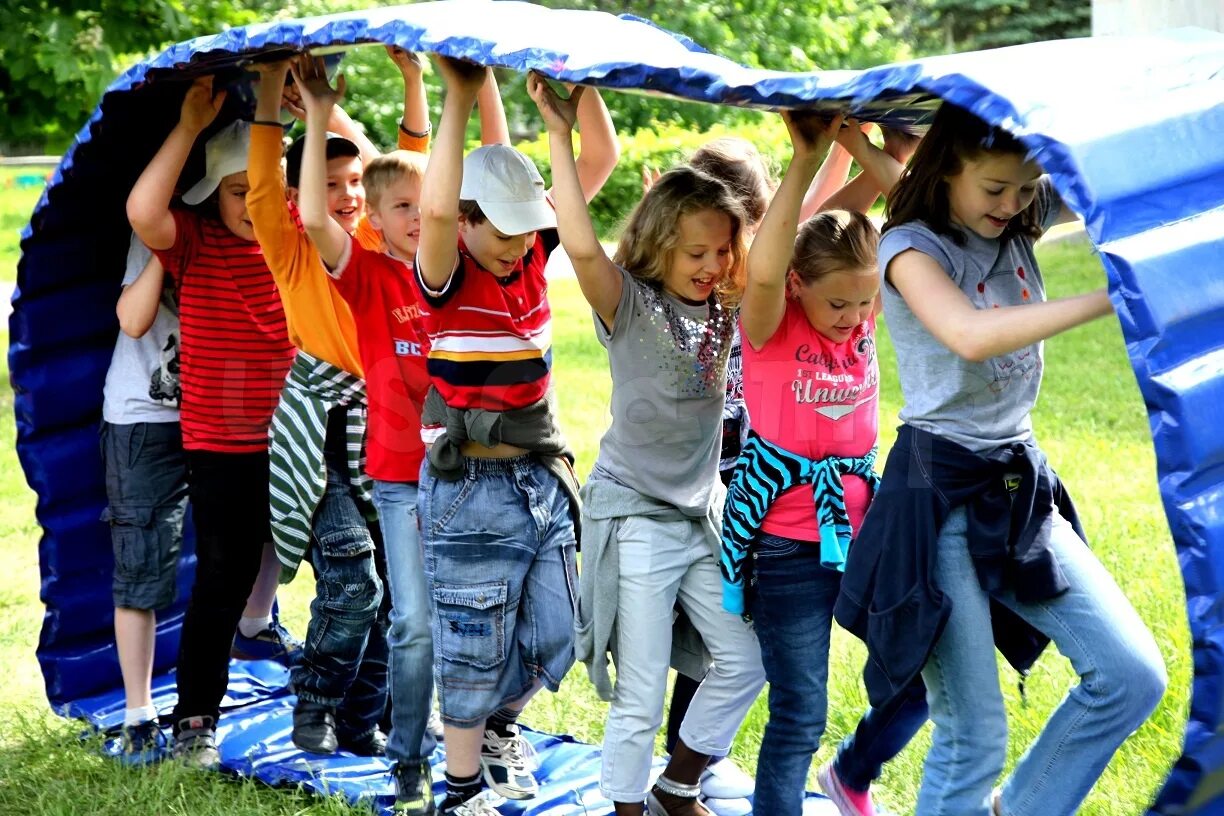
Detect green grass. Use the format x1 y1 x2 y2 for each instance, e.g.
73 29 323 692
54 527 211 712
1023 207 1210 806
0 235 1191 814
0 165 52 285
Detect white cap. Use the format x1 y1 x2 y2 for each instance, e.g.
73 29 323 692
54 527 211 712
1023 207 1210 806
459 145 556 235
181 120 252 205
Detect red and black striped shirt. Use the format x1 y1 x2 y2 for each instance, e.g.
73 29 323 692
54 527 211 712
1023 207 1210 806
154 210 295 453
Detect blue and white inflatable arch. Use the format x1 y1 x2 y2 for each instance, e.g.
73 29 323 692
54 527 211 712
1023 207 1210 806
9 3 1224 812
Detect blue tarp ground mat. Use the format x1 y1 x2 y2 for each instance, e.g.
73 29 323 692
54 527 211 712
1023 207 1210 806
8 2 1224 813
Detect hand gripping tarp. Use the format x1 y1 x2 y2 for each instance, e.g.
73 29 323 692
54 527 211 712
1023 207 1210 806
8 2 1224 813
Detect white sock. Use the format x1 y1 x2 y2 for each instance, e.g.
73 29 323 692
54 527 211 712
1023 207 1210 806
238 615 273 638
124 704 158 727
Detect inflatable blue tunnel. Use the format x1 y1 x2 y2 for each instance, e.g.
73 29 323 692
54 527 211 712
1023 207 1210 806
8 3 1224 812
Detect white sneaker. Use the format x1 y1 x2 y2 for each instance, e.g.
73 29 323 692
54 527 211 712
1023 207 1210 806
700 757 755 800
448 789 506 816
427 708 446 743
479 725 538 800
701 795 753 816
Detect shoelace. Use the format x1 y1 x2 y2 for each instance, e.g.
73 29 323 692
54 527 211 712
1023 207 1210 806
487 732 528 769
459 795 503 816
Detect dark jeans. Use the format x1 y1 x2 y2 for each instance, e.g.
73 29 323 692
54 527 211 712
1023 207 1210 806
171 449 270 728
290 407 389 742
750 533 928 816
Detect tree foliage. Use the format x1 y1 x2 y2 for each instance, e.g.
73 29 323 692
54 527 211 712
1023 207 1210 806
886 0 1091 54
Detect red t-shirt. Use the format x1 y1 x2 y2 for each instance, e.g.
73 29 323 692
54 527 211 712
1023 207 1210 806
330 237 430 482
741 303 880 541
413 231 558 412
153 210 294 453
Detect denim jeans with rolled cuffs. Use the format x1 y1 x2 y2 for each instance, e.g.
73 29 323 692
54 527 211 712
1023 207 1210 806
750 533 928 816
290 409 389 744
373 479 437 766
600 514 765 803
419 454 577 727
918 507 1166 816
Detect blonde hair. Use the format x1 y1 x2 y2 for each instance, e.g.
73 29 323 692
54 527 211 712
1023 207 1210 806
363 150 427 210
690 137 773 226
613 166 749 305
792 209 879 284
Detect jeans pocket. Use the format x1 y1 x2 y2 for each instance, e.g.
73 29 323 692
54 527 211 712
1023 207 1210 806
754 533 804 560
428 476 476 537
433 581 507 671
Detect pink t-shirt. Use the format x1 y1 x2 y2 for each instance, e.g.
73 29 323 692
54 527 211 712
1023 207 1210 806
741 301 880 542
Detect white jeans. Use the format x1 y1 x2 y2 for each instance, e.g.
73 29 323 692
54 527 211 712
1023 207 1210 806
600 514 766 802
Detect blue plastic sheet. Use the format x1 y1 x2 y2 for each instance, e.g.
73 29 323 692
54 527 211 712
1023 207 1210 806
9 3 1224 813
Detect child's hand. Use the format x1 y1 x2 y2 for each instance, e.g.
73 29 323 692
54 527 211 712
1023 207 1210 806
387 45 424 78
527 72 585 135
881 125 922 164
289 56 346 121
784 110 842 158
434 55 487 96
250 59 291 83
280 81 307 122
835 117 875 155
179 76 225 135
641 164 661 193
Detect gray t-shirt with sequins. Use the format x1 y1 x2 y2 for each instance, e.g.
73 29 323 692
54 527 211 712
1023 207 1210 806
877 177 1061 452
588 266 735 515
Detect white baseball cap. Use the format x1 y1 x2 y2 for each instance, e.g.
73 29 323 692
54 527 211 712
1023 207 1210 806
181 120 252 205
459 144 556 235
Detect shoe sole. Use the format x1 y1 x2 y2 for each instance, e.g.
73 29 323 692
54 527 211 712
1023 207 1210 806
479 762 537 800
817 764 862 816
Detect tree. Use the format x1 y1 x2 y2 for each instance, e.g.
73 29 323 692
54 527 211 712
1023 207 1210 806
0 1 265 151
885 0 1091 55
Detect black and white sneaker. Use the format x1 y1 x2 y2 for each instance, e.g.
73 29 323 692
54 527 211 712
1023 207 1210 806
478 724 538 800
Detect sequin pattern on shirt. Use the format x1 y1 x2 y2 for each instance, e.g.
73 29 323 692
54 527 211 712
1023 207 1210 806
635 283 735 398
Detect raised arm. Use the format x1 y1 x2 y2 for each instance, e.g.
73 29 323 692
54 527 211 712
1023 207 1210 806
887 249 1112 362
290 57 350 268
476 67 511 146
418 56 486 291
127 76 225 251
282 69 380 161
834 118 905 204
528 73 622 327
741 111 840 349
571 84 619 203
116 253 167 339
798 140 853 221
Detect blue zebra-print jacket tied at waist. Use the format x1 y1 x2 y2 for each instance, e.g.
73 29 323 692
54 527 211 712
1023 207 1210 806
719 429 879 616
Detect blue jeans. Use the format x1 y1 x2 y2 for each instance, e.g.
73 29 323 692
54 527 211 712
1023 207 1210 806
419 455 578 727
750 534 927 816
373 479 437 766
291 445 389 742
918 507 1166 816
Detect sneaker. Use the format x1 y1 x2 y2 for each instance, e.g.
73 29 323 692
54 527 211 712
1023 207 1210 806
392 760 436 815
700 796 752 816
172 716 220 771
292 700 338 754
479 724 538 800
339 727 387 757
818 761 876 816
117 719 169 766
231 619 303 666
444 790 506 816
699 757 754 799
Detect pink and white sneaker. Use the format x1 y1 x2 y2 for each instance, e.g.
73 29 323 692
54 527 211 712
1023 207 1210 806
817 761 876 816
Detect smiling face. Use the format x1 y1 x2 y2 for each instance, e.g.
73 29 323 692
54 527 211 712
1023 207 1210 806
369 174 422 261
459 216 537 278
946 151 1042 240
792 266 878 342
323 154 365 234
661 209 734 303
217 171 254 241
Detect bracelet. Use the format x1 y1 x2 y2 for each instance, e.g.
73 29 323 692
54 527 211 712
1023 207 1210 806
652 775 701 798
252 119 284 128
399 120 432 139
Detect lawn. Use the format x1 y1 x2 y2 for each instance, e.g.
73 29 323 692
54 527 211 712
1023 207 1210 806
0 175 1192 816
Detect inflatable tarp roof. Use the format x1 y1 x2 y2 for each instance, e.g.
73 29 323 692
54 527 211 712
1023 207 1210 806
9 2 1224 813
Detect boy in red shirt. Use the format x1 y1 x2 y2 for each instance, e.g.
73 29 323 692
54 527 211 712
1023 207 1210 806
126 77 296 768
